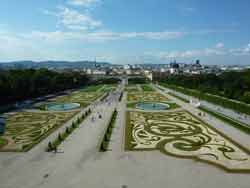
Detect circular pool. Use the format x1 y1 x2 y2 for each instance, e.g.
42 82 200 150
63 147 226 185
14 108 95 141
136 102 170 111
46 103 80 111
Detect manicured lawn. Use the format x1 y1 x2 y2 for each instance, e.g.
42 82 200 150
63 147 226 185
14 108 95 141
199 106 250 135
47 90 103 107
127 91 169 102
168 92 189 103
81 85 104 92
141 84 155 91
0 137 8 148
125 85 140 92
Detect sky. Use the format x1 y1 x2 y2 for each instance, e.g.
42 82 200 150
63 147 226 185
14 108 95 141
0 0 250 65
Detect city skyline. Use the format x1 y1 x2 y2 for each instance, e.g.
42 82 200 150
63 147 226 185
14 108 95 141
0 0 250 65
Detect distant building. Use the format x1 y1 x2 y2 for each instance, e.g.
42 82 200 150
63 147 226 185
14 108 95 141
92 70 106 75
169 61 180 74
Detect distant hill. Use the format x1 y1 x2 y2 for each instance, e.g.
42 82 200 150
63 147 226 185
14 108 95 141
0 60 111 70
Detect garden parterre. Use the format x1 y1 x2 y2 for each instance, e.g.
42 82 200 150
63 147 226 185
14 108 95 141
125 110 250 172
1 110 79 151
127 91 169 102
0 84 115 151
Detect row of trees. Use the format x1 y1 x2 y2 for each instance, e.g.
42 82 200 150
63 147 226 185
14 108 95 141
162 83 250 115
128 77 149 84
0 69 89 106
158 70 250 104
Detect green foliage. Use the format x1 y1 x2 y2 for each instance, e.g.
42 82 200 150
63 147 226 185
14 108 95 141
119 92 123 101
0 68 89 107
157 70 250 104
77 117 81 124
72 122 76 129
58 133 63 141
66 127 70 134
47 141 54 151
91 78 120 85
141 84 154 91
47 110 92 152
168 92 189 103
0 137 7 148
128 77 149 84
162 84 250 115
99 109 117 152
199 106 250 135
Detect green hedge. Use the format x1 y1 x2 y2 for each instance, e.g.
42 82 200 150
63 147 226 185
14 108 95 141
47 108 92 152
161 83 250 115
199 106 250 135
119 92 123 102
99 109 117 152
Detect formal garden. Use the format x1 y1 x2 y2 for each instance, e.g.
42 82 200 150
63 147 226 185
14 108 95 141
127 91 169 102
125 85 141 92
1 111 79 151
0 84 115 151
125 109 250 172
124 85 250 173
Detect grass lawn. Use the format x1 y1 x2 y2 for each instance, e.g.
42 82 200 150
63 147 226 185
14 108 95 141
47 90 103 107
0 137 8 148
199 106 250 135
125 85 140 92
168 92 189 103
141 84 155 91
80 85 104 92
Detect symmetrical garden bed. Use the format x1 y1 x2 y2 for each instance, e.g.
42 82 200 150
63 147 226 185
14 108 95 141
127 91 169 102
1 111 79 151
48 90 103 107
125 110 250 172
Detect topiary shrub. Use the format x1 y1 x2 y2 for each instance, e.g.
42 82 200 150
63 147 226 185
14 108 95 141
66 127 70 134
48 141 54 151
58 133 63 141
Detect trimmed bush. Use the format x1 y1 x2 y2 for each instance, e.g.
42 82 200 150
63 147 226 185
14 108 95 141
46 109 92 152
99 109 118 152
162 84 250 115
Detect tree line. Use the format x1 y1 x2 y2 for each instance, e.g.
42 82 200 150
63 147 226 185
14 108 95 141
157 70 250 104
0 69 89 106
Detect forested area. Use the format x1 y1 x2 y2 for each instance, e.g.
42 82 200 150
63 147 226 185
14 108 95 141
0 69 89 106
128 77 149 84
158 70 250 104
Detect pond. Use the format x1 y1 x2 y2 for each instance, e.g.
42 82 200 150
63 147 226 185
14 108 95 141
46 103 80 111
136 102 169 111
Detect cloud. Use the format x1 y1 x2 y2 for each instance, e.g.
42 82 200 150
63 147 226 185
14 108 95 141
44 7 102 30
27 30 185 42
68 0 100 7
182 7 195 13
230 43 250 56
216 42 225 49
146 43 250 60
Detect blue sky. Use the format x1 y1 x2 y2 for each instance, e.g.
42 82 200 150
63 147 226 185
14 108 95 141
0 0 250 65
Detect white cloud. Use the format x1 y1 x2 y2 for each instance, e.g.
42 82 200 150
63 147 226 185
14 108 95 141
68 0 100 7
216 42 225 49
27 30 185 42
44 7 102 30
146 43 250 60
229 43 250 56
